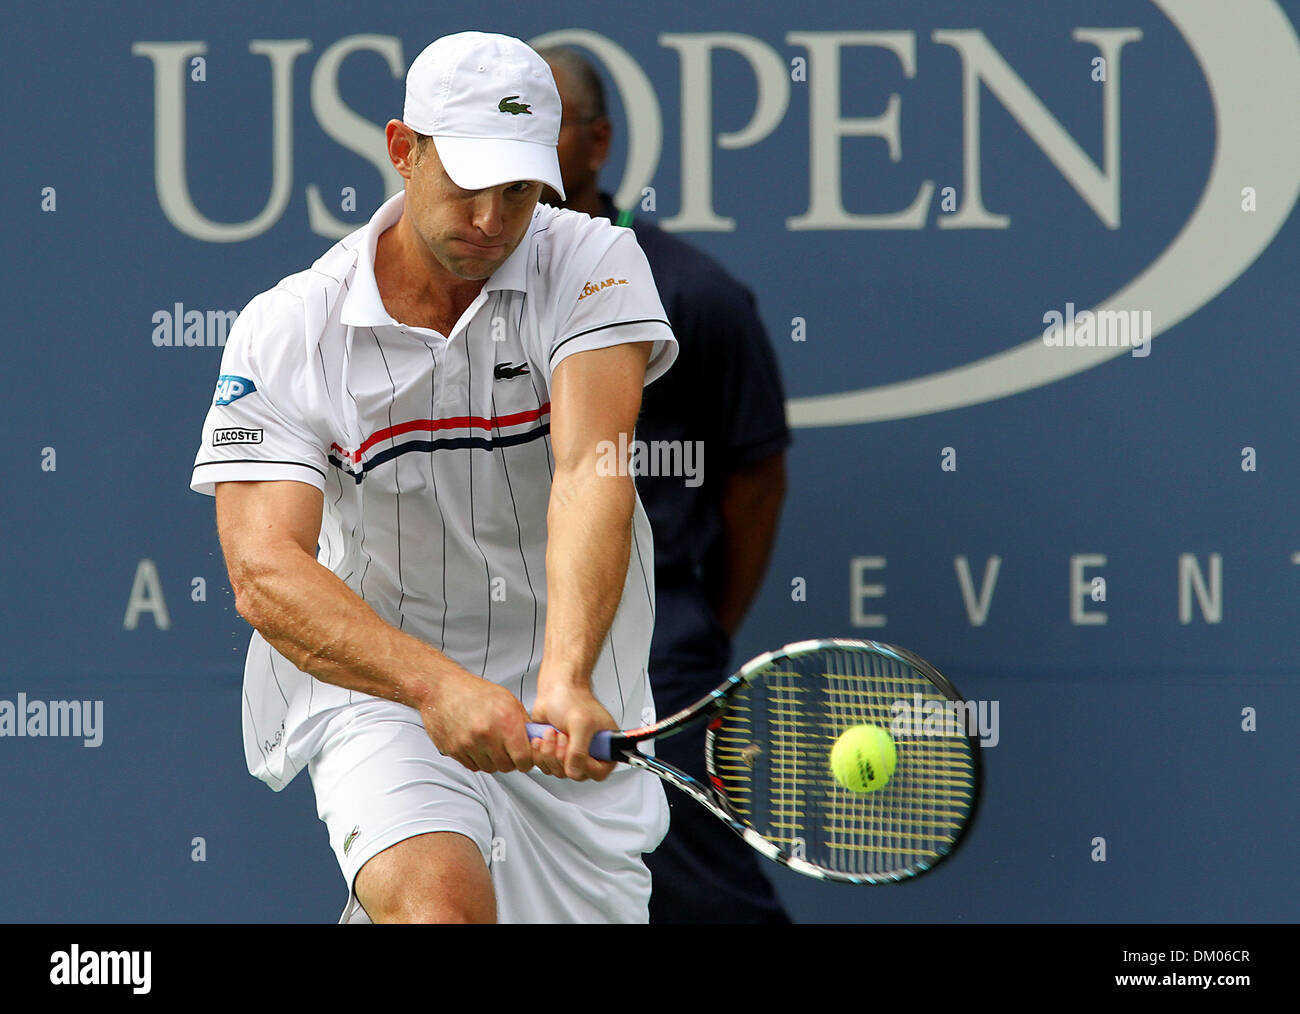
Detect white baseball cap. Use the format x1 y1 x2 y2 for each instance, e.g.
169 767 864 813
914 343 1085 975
403 32 566 199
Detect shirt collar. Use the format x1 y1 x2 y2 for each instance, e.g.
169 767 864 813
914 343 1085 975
340 191 534 329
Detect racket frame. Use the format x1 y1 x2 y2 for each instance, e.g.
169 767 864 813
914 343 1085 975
615 637 984 885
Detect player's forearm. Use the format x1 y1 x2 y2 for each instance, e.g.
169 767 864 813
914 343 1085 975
540 464 636 687
230 548 452 710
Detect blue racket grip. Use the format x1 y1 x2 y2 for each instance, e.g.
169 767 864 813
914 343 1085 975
524 722 614 762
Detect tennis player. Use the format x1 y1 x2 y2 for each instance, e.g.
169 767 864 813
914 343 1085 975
191 31 676 923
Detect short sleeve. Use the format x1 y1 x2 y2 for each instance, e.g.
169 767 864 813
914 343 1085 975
545 228 677 384
190 291 330 496
707 284 791 469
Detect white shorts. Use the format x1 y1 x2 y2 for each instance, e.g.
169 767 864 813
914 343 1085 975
305 697 669 924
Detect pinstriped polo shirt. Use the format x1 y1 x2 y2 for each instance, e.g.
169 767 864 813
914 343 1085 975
192 192 677 790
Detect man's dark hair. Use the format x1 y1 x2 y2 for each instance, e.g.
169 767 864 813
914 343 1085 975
535 46 607 122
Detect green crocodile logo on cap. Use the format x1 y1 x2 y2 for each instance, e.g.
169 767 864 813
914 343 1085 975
498 95 532 115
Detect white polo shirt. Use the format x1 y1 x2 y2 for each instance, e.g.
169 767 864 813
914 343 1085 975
192 192 676 791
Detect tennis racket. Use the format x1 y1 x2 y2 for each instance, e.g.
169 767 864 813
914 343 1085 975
527 637 981 884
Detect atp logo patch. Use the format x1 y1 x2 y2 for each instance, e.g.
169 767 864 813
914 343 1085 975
214 375 257 406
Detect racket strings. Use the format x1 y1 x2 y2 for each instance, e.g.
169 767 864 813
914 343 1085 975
710 646 978 882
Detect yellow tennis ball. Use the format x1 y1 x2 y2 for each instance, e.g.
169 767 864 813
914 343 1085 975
830 724 897 793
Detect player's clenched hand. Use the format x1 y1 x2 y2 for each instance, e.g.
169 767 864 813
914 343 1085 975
530 683 618 782
415 667 535 774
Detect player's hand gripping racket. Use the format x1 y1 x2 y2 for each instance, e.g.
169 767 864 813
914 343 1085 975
527 637 981 884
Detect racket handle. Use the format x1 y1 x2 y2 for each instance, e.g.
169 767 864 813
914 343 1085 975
524 722 614 762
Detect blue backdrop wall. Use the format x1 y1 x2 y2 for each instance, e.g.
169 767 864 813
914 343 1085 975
3 0 1298 922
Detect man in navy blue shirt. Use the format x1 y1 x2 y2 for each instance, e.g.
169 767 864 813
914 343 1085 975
538 47 792 923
